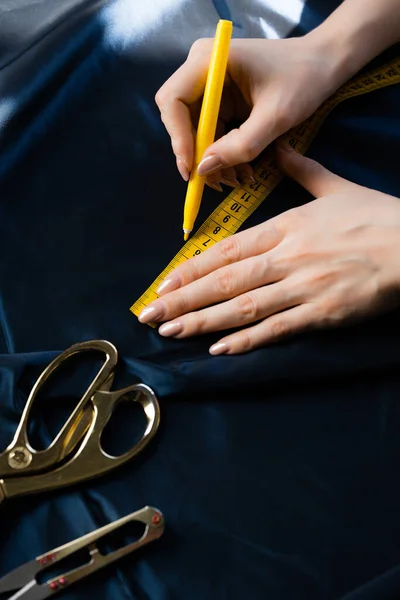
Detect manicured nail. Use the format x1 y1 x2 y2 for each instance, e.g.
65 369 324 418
138 303 165 323
159 322 183 337
176 157 189 181
221 177 240 188
157 276 181 295
241 174 256 184
206 180 223 192
198 154 226 176
209 342 229 355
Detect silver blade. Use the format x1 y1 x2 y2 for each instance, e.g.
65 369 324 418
7 580 51 600
0 560 38 594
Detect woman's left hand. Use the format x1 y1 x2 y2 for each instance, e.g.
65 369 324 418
138 144 400 354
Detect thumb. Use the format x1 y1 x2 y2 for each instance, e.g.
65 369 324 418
276 142 348 197
197 101 276 176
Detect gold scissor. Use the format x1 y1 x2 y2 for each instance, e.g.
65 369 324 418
0 340 160 506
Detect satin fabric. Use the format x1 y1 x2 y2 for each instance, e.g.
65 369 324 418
0 1 400 598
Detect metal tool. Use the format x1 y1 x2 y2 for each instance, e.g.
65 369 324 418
0 505 164 599
0 340 160 505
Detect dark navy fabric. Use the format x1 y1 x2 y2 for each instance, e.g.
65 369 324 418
0 1 400 598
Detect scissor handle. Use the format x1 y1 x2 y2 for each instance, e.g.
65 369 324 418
40 506 164 593
0 340 118 478
1 384 160 501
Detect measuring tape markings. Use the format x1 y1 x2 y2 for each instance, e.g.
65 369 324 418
130 55 400 324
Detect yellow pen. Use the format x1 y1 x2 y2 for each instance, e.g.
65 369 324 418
182 19 233 241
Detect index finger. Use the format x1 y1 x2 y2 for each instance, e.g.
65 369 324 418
155 45 212 172
156 221 283 295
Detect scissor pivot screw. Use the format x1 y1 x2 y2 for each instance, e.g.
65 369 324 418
7 446 32 469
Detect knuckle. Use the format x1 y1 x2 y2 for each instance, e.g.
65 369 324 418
241 147 258 164
309 269 331 286
185 311 207 334
194 312 208 334
249 255 269 282
154 86 167 108
278 207 305 232
187 259 201 283
223 128 258 163
269 246 292 275
174 260 200 287
268 317 289 339
189 37 211 56
282 237 309 265
218 237 241 263
317 294 344 323
235 133 258 163
237 293 259 321
236 330 253 352
215 267 236 297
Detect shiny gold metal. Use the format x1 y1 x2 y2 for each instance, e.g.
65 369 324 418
0 340 160 505
0 340 117 478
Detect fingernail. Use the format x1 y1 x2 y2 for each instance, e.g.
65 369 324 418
157 276 181 295
206 180 223 192
241 174 256 184
221 177 240 188
176 157 189 181
209 342 229 355
159 322 183 337
138 302 165 323
198 154 226 176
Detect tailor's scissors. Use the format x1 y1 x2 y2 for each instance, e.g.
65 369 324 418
0 505 164 599
0 340 160 506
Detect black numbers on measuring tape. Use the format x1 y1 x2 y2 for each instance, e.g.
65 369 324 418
289 138 298 149
193 249 201 256
213 226 221 235
223 214 231 223
249 182 260 192
241 192 251 202
203 238 211 247
230 202 241 213
259 168 270 181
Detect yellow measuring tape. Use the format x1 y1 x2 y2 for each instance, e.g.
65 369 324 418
130 54 400 323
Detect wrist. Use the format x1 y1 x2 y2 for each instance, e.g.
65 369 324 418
304 1 400 90
303 27 368 93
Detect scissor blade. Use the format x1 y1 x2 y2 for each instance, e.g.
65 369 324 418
7 580 51 600
0 560 38 594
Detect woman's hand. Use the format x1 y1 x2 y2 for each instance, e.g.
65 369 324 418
155 35 348 191
138 145 400 354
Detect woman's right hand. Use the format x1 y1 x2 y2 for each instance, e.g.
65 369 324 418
155 34 348 190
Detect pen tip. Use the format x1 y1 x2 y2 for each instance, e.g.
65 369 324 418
184 233 189 241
